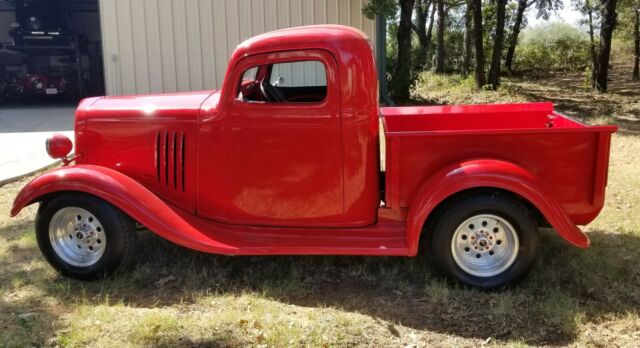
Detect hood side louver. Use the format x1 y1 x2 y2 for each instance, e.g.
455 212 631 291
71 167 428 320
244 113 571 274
155 131 185 192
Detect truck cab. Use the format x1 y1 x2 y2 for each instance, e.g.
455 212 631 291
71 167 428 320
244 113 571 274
12 25 617 288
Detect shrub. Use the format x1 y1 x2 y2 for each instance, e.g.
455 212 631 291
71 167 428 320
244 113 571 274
514 23 591 71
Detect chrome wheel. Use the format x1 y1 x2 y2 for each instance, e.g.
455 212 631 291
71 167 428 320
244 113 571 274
48 207 106 267
451 214 519 277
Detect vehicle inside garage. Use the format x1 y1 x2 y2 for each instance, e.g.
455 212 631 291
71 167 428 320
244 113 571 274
0 0 103 104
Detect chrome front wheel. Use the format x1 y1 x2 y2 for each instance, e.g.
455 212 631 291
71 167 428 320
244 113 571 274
36 193 137 280
49 207 106 267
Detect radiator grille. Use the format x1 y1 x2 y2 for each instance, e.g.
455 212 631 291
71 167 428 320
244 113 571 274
155 131 185 192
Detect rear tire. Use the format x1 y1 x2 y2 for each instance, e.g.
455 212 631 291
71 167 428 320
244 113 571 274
35 193 137 280
428 194 539 289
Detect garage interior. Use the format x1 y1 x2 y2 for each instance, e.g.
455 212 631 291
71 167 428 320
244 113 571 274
0 0 104 105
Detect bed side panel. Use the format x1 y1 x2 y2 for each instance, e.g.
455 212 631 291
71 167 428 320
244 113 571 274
394 131 604 223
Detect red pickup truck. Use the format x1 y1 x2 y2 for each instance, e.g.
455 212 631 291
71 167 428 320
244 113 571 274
12 25 617 288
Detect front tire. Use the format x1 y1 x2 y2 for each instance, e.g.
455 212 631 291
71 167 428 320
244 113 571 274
36 193 137 280
429 194 539 289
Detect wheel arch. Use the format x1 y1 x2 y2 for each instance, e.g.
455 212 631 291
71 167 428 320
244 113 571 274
11 165 238 254
405 159 589 255
418 187 545 250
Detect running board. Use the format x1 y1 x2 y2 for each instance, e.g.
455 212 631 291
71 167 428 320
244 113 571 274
169 208 409 256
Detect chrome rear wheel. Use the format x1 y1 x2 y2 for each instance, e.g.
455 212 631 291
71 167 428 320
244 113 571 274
451 214 519 278
428 194 539 289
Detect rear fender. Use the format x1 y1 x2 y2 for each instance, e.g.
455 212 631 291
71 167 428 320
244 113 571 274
406 159 589 255
11 165 237 254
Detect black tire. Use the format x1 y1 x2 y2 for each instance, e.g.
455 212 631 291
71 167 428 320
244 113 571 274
428 194 539 289
35 193 137 280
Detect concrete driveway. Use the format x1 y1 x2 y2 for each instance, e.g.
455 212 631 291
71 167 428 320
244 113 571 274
0 104 76 133
0 104 76 185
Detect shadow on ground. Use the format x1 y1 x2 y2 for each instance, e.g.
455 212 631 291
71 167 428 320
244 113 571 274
1 219 638 346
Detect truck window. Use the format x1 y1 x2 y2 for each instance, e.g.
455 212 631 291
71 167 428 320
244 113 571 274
238 60 327 103
241 67 258 82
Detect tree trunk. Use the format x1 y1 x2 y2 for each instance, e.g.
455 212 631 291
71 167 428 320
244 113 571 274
587 0 598 88
412 0 430 69
425 3 436 68
505 0 528 72
487 0 507 89
462 0 473 77
633 3 639 80
471 0 486 88
595 0 618 92
394 0 416 102
435 0 446 73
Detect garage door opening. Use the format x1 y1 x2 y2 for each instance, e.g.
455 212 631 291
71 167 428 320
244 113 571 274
0 0 104 105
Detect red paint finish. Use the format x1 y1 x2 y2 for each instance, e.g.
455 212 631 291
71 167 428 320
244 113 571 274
45 133 73 159
12 25 616 256
382 103 617 250
11 165 406 255
198 50 349 226
76 91 207 212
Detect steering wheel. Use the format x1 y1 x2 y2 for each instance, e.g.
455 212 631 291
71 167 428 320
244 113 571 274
260 80 285 103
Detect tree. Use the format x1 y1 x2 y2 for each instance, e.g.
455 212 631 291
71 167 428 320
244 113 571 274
634 1 639 80
505 0 529 72
362 0 397 18
471 0 486 88
608 0 639 79
578 0 600 88
396 0 417 101
505 0 562 72
588 1 599 87
362 0 415 101
488 0 508 89
595 0 619 92
412 0 436 69
462 0 473 76
435 0 447 72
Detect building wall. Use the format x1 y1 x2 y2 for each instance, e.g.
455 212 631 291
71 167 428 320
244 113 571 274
99 0 375 95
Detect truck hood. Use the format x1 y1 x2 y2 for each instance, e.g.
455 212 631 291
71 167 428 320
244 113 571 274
85 90 219 120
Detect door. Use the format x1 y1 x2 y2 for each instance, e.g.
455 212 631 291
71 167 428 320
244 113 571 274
217 50 345 227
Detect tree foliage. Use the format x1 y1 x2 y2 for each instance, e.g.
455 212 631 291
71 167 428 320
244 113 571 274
515 23 591 70
363 0 637 100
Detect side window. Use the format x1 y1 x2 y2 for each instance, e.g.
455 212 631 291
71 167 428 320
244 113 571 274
237 60 327 103
236 67 259 101
241 67 258 82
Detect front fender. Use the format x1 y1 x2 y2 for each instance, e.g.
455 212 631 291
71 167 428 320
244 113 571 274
406 159 589 255
11 165 238 254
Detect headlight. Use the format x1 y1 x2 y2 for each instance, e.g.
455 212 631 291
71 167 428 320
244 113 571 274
45 134 72 159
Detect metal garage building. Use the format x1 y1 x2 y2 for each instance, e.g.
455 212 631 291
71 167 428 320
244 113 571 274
98 0 377 96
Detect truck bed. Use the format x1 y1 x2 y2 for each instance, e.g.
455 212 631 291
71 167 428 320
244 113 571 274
381 102 618 225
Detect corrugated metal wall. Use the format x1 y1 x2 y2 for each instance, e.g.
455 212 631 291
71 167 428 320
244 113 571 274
99 0 375 95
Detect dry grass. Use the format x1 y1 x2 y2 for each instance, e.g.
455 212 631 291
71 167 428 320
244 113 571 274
1 65 640 347
413 63 640 132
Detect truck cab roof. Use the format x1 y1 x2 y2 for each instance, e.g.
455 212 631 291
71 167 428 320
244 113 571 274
233 25 372 58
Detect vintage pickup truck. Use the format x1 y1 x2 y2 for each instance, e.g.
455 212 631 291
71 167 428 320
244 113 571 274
12 25 617 288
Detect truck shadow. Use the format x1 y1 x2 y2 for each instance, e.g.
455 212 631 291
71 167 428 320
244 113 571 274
1 223 638 346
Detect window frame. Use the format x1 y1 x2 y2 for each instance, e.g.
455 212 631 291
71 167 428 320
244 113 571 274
227 49 338 110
